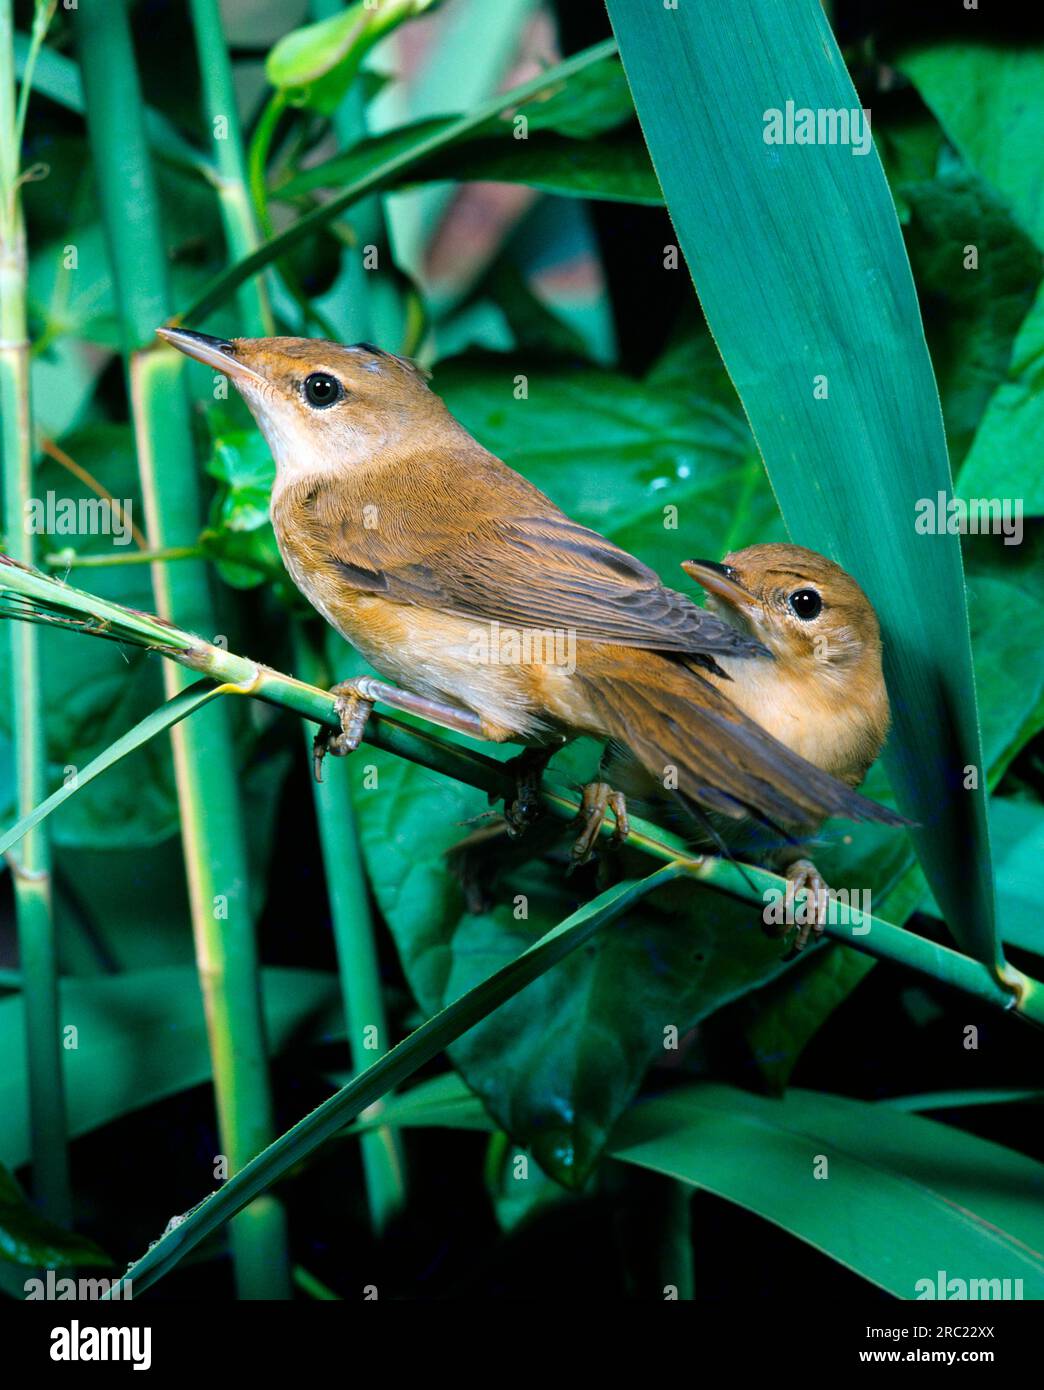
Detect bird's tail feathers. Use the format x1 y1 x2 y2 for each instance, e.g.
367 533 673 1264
577 654 908 833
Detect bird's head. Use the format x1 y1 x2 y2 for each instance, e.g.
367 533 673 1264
156 329 442 482
682 543 884 688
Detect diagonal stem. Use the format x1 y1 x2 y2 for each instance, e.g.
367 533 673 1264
0 553 1038 1026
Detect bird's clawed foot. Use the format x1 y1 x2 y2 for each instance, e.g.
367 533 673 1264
782 857 832 955
313 679 375 782
570 781 631 868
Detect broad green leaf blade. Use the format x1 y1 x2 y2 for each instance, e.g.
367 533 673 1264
901 170 1041 472
920 796 1044 959
957 285 1044 518
0 679 224 857
607 0 999 972
0 968 345 1171
0 1164 108 1268
365 1075 1044 1299
610 1086 1044 1300
350 742 799 1186
898 44 1044 252
105 865 686 1297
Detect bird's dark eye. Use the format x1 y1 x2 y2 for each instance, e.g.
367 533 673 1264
787 588 822 621
303 372 342 408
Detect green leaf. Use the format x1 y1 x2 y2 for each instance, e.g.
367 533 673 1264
266 0 440 115
0 680 225 859
965 533 1044 775
435 132 658 204
611 1086 1044 1299
0 968 345 1172
918 797 1044 959
988 799 1044 957
107 866 686 1297
281 127 661 206
0 1164 108 1268
366 1075 1044 1299
607 0 997 971
957 283 1044 517
202 429 283 588
29 226 121 350
899 44 1044 252
351 740 800 1184
516 52 637 139
902 170 1041 469
484 1133 574 1234
884 1089 1044 1112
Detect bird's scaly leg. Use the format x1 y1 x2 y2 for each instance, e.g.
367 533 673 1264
571 781 631 867
312 676 488 782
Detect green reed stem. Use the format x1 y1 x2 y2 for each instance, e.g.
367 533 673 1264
188 0 273 336
0 0 69 1223
76 0 288 1298
293 627 406 1232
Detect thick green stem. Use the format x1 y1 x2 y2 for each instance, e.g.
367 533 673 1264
307 0 386 345
293 627 405 1232
188 0 273 336
0 0 69 1222
76 0 288 1298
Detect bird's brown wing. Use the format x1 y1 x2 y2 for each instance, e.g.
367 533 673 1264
326 508 765 662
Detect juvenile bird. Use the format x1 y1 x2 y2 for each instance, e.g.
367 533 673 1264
609 545 893 946
157 329 904 877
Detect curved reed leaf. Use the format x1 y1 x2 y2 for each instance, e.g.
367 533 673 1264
174 38 619 324
0 680 228 858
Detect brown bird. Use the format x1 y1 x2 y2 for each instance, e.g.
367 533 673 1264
609 545 894 946
157 330 904 896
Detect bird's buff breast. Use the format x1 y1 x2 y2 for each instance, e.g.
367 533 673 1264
276 531 572 742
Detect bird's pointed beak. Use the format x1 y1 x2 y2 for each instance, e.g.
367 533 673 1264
682 558 759 611
155 327 266 386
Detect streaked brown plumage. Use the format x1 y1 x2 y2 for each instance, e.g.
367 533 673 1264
157 329 904 867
